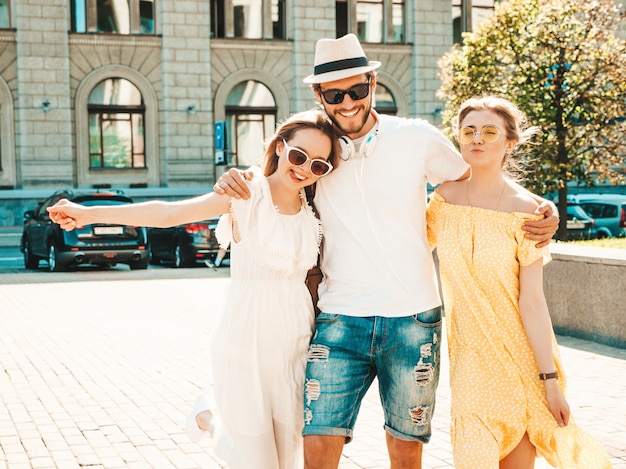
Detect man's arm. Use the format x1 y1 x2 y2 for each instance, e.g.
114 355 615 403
456 168 471 181
511 182 559 248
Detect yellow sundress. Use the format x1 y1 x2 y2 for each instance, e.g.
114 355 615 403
426 192 611 469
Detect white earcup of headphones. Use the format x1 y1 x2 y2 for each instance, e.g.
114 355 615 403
338 131 378 161
338 136 355 161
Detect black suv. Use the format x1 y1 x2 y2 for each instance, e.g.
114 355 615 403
21 189 149 271
148 219 229 268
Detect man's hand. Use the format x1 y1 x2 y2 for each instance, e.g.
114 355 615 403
523 200 559 248
214 168 255 199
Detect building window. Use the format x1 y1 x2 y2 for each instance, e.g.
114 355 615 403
0 0 10 29
71 0 155 35
139 0 155 33
88 78 146 169
337 0 404 44
211 0 285 39
453 0 497 44
336 0 348 38
0 76 15 188
225 81 276 167
374 83 397 115
357 0 383 42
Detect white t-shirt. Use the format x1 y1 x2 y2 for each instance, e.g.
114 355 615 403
314 113 469 318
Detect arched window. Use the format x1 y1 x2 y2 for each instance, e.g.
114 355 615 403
374 82 397 115
88 78 146 169
225 81 276 168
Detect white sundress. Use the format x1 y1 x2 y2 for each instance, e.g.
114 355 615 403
209 173 321 469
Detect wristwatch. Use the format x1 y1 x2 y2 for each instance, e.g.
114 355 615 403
538 371 559 380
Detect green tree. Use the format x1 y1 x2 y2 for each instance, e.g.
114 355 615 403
438 0 626 240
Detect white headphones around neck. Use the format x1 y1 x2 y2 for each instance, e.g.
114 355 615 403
338 128 379 161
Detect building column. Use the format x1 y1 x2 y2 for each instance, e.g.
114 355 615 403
159 0 213 186
290 0 336 112
15 0 73 188
410 0 452 122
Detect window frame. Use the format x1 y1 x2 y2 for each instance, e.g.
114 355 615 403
70 0 156 35
0 0 11 30
223 79 277 168
337 0 405 44
224 106 276 167
453 0 498 44
210 0 286 40
88 103 147 170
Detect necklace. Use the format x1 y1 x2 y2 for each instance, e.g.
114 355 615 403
465 179 506 212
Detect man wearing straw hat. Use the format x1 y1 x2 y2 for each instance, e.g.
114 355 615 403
215 33 557 468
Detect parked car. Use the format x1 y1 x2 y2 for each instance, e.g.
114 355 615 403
21 189 149 271
557 203 598 240
568 193 626 238
148 219 229 268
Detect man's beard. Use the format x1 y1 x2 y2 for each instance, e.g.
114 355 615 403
325 100 372 137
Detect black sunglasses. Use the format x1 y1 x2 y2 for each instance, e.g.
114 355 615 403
319 77 371 105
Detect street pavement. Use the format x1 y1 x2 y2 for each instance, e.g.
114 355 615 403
1 266 625 469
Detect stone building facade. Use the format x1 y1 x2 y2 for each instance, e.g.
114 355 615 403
0 0 488 226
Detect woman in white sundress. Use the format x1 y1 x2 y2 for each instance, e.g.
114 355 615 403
47 109 340 469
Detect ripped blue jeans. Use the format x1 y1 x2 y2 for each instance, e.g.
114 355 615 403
302 308 442 444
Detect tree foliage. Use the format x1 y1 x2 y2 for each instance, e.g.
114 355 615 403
437 0 626 239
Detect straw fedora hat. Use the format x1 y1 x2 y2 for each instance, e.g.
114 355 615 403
303 34 382 84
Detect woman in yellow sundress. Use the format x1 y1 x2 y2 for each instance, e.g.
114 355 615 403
427 96 611 468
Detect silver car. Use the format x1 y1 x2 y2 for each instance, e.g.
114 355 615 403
570 194 626 238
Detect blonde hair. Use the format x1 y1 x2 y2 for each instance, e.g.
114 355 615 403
454 96 541 179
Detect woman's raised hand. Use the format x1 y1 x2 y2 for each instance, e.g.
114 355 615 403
47 199 83 231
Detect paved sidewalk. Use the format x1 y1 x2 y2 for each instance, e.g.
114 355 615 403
0 269 625 468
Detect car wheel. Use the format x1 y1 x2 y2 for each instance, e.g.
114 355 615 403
149 251 161 265
174 243 192 268
129 259 149 270
175 244 183 268
47 243 66 272
23 238 39 269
